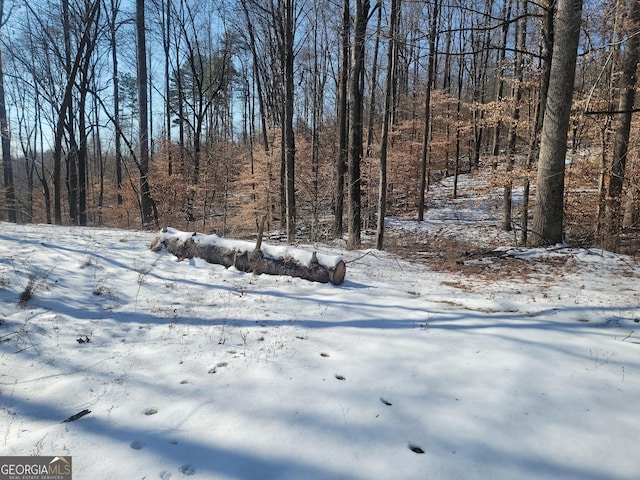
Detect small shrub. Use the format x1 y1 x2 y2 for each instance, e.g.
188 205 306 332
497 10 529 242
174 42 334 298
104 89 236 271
18 276 37 307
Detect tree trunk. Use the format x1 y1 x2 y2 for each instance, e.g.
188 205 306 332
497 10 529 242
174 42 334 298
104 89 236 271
529 0 583 247
502 0 526 232
283 0 296 243
418 0 439 221
376 0 401 250
334 0 350 239
347 0 370 249
366 1 382 157
109 0 123 205
490 0 513 169
241 0 270 155
470 0 493 170
137 0 156 225
52 0 100 225
78 86 88 226
152 228 347 286
522 0 554 245
603 0 640 251
376 0 401 249
162 0 172 176
0 0 16 222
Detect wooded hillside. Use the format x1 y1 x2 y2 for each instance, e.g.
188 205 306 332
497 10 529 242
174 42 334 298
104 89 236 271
0 0 638 254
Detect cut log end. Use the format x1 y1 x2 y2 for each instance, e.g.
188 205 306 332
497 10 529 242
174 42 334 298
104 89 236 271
330 260 347 285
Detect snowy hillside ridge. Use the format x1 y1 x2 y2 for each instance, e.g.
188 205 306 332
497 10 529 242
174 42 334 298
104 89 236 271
155 226 344 270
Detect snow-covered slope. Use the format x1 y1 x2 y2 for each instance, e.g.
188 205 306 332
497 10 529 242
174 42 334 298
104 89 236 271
1 177 639 479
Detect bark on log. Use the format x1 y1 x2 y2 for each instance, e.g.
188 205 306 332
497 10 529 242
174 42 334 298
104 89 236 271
151 228 346 286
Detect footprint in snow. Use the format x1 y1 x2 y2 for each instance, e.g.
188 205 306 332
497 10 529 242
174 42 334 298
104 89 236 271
130 440 144 450
179 464 195 475
335 374 345 381
159 471 172 480
409 444 425 454
208 362 228 374
144 407 158 416
380 397 392 406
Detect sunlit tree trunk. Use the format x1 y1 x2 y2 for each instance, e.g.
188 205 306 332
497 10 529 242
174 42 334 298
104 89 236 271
347 0 370 249
490 0 513 169
529 0 583 246
108 0 123 205
502 0 527 232
334 0 350 238
282 0 296 243
376 0 401 249
137 0 156 225
603 0 640 251
522 0 554 245
366 1 382 157
418 0 438 221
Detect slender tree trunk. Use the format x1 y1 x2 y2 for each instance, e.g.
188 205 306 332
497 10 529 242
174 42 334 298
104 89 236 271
502 0 526 231
529 0 583 246
62 0 78 224
109 0 123 205
92 77 104 224
78 85 88 226
334 0 350 238
0 0 15 222
309 2 327 240
366 1 382 157
347 0 370 249
453 43 464 199
241 0 269 154
283 0 296 243
603 0 640 251
490 0 512 169
376 0 401 249
76 9 100 226
522 0 554 245
418 0 439 221
33 79 51 223
470 0 493 170
52 0 100 224
137 0 155 225
162 0 172 176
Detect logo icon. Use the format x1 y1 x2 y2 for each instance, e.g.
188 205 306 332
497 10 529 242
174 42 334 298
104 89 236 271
0 456 72 480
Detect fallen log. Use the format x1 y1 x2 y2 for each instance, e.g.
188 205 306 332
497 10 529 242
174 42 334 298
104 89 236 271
150 227 346 285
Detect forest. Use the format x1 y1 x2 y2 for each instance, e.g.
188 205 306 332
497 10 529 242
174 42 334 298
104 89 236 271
0 0 637 254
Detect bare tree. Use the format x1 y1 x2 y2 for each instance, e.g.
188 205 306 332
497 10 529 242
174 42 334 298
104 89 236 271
137 0 156 225
529 0 584 246
502 0 527 231
521 0 554 245
106 0 124 206
603 0 640 251
49 0 100 224
282 0 296 243
376 0 401 249
347 0 371 249
0 0 16 222
417 0 439 221
366 0 382 157
334 0 350 238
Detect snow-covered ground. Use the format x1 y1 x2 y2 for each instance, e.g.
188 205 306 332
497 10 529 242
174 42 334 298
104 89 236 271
1 174 639 479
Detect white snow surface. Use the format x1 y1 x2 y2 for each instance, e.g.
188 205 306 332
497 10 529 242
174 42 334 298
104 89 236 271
1 176 640 479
